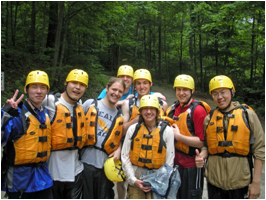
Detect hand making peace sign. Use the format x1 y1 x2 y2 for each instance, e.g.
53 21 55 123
6 89 24 109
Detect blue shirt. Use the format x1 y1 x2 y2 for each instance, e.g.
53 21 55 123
97 87 154 100
1 105 53 193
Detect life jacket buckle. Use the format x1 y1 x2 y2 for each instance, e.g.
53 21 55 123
231 125 238 131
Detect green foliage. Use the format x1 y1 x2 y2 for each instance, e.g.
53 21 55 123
1 1 265 117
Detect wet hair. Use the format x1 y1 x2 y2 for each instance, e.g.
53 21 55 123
107 77 126 91
138 108 160 126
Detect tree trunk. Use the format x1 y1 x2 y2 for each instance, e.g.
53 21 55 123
41 2 47 54
46 2 58 49
179 14 183 74
10 2 14 46
144 27 147 67
13 2 19 47
134 22 140 60
30 1 36 52
158 10 162 79
250 16 255 85
6 1 8 46
198 15 203 91
193 34 197 84
215 34 218 74
59 17 69 68
51 2 65 85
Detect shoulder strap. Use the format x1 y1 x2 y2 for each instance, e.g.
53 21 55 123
101 105 122 148
129 97 135 117
158 121 168 153
130 123 142 150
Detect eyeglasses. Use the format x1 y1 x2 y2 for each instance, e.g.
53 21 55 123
211 90 228 98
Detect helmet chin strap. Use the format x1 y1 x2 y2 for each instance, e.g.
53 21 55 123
26 93 41 110
65 83 83 103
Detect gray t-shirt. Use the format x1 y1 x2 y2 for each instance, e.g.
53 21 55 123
81 99 121 169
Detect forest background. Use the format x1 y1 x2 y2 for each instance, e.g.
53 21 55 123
1 1 265 117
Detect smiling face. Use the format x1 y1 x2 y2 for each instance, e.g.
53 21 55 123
65 81 86 102
25 83 49 108
175 87 193 106
118 75 133 91
211 88 231 109
140 106 157 123
134 79 152 98
105 82 124 105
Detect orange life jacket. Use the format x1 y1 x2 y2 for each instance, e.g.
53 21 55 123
163 100 210 156
129 121 167 169
128 97 165 122
84 100 98 146
51 94 87 151
6 101 51 165
206 105 252 156
84 99 124 155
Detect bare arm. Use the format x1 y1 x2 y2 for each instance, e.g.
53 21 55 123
121 100 139 136
152 92 166 101
115 94 135 107
122 116 139 136
171 124 204 149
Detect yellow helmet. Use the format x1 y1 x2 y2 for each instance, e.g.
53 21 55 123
133 69 152 83
173 74 194 91
209 75 235 94
104 157 125 182
65 69 89 88
117 65 134 78
25 70 50 88
139 95 159 111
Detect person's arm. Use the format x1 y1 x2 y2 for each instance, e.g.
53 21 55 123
152 92 166 101
195 148 208 168
1 106 23 147
172 124 204 148
246 109 265 199
115 94 134 107
121 100 139 136
121 124 137 185
164 126 175 167
97 88 107 100
247 158 263 199
109 142 122 161
161 100 168 115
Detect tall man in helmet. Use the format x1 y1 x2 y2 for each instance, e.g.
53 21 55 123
121 69 168 135
165 74 208 199
98 65 166 108
81 77 126 199
42 69 88 199
1 70 53 198
195 75 265 199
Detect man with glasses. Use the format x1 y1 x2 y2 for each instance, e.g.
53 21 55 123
195 75 265 199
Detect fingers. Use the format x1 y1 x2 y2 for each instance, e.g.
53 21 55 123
195 149 201 157
172 123 177 128
16 94 24 104
12 89 19 100
108 153 114 158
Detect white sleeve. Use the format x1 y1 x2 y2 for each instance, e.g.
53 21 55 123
42 94 56 120
121 123 138 186
164 126 175 167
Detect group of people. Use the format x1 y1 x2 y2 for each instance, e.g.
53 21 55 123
1 65 264 199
